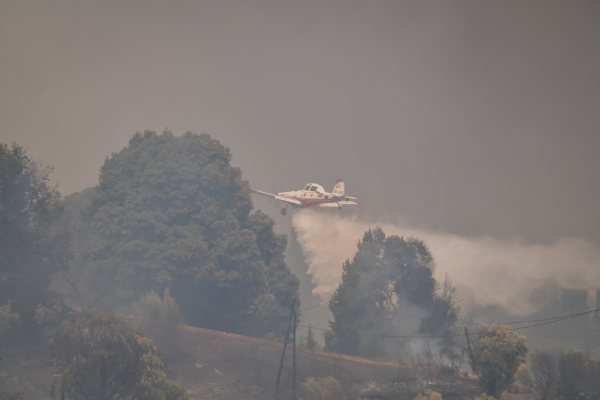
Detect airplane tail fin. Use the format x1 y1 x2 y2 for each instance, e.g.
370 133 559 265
332 179 345 197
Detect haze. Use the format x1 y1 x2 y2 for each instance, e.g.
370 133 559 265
2 0 599 246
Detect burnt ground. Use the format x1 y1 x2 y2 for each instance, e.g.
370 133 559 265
0 325 533 400
170 326 484 400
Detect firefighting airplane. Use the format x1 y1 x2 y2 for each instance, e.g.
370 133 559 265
251 179 365 215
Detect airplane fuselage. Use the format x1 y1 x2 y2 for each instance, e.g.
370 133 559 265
277 183 359 206
251 179 364 215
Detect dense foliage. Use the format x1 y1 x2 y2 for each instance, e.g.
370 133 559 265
51 312 186 400
325 228 460 357
65 131 298 336
0 143 70 327
471 323 528 397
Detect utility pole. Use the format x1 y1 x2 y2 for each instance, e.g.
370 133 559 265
464 327 478 376
276 299 296 391
292 310 297 400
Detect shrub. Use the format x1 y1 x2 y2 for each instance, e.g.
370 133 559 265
299 377 342 400
413 389 443 400
471 323 528 397
51 311 187 400
472 394 495 400
132 289 184 355
0 305 20 336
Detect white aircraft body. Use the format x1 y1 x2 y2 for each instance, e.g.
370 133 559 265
251 179 365 215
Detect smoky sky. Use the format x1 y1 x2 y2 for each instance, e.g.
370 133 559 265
1 0 599 244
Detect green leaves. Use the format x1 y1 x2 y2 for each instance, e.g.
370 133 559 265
326 228 459 357
474 323 528 397
0 143 69 322
52 312 187 400
67 131 298 337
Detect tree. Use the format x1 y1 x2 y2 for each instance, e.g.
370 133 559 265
0 143 70 326
131 289 184 356
69 131 298 336
326 228 459 357
556 349 589 400
524 351 558 400
305 324 318 350
472 323 528 397
51 312 186 400
518 348 600 400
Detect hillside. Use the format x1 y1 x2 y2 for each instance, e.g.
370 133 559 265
1 325 531 400
171 325 483 400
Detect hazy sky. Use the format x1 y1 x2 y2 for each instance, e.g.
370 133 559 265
2 0 599 244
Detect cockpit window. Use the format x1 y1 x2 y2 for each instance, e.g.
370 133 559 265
303 185 311 190
310 186 318 191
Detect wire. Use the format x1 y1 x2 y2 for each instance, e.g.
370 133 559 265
298 302 327 312
500 310 594 325
297 308 600 339
0 363 49 380
300 298 598 327
462 309 597 326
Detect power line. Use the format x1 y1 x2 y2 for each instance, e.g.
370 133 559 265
299 299 598 327
0 363 49 380
498 309 595 326
298 302 327 312
298 308 600 339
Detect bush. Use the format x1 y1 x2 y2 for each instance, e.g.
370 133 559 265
132 289 184 355
471 323 528 397
0 305 20 336
51 311 187 400
413 389 442 400
471 393 509 400
299 377 342 400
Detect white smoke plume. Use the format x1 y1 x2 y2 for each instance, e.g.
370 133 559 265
292 209 600 316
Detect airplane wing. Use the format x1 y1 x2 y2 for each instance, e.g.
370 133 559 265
251 189 302 205
317 200 365 207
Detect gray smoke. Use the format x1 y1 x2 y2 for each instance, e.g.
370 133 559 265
292 209 600 316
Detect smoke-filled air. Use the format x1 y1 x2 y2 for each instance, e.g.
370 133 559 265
2 0 600 399
293 209 600 315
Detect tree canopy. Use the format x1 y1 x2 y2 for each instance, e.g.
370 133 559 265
326 228 459 357
68 131 298 336
0 143 70 326
472 323 528 397
51 312 187 400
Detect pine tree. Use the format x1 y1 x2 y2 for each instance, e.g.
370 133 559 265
327 227 460 357
306 324 318 350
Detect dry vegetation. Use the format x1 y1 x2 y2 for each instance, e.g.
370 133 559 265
171 325 483 400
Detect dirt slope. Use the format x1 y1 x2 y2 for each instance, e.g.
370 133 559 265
170 326 481 400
